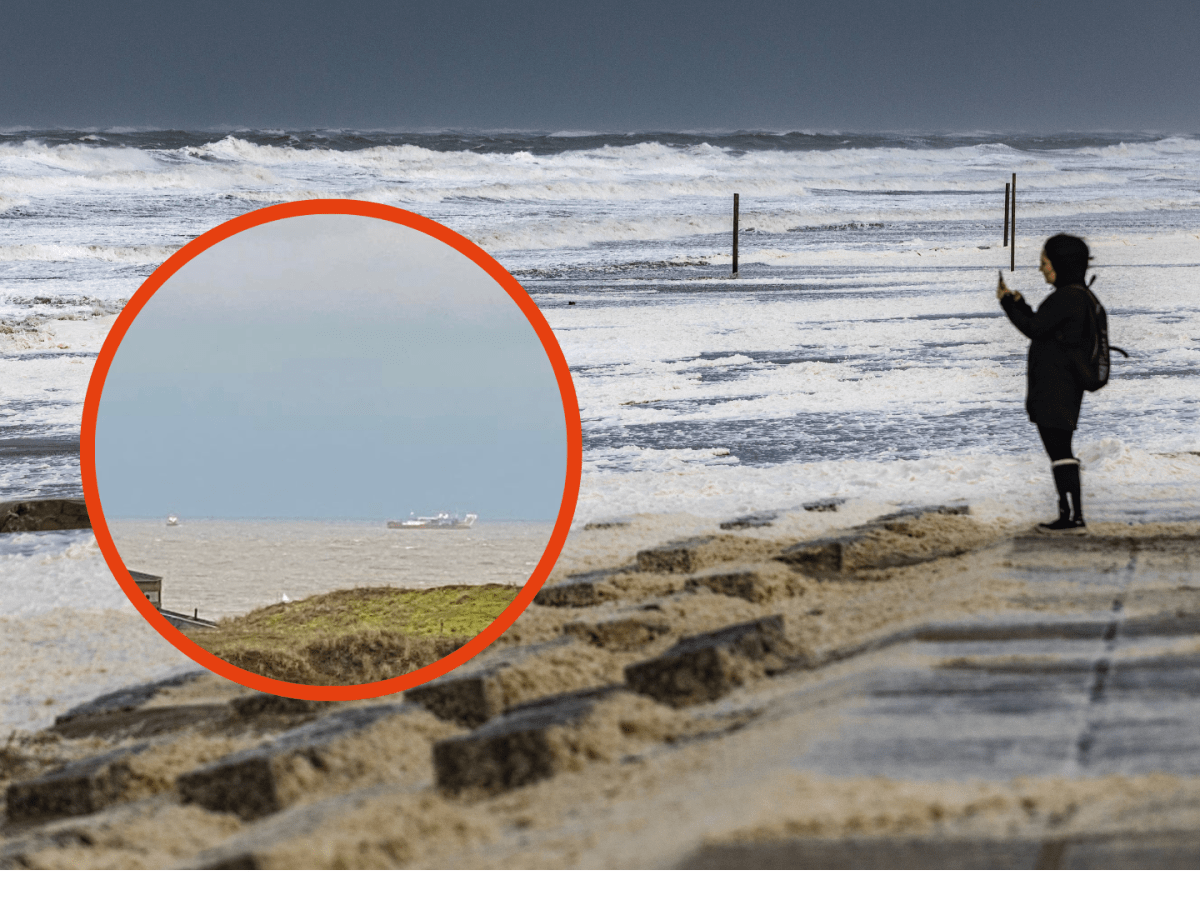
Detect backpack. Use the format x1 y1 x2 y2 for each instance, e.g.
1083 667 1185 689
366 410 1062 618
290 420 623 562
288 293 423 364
1073 277 1128 392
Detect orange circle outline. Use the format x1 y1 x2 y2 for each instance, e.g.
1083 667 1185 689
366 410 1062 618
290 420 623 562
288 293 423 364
81 199 582 701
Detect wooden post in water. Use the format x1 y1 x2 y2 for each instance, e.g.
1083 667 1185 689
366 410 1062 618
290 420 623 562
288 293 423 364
732 193 739 275
1003 182 1010 246
1010 173 1016 272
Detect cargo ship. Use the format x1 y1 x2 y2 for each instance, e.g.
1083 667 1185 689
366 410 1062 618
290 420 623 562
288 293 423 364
386 512 478 529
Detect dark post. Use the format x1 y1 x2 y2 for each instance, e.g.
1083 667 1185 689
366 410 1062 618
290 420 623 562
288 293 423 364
1010 173 1016 272
1003 182 1010 247
732 193 739 275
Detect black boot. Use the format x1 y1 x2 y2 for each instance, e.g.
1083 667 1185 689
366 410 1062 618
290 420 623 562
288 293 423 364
1039 459 1086 531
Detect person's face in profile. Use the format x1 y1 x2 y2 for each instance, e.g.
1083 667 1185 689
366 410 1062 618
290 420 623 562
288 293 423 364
1039 252 1056 285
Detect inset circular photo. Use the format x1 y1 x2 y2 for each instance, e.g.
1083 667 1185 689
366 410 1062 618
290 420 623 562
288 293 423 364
81 201 581 701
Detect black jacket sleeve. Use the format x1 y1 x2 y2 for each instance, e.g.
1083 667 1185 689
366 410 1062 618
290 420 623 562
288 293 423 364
1001 290 1074 341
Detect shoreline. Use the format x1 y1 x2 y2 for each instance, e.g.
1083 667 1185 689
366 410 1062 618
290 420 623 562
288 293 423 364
104 518 555 622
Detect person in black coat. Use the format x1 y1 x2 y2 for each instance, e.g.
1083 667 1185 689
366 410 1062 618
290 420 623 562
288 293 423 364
997 233 1093 531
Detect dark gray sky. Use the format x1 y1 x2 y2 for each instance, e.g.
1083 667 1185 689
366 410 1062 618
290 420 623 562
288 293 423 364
5 0 1198 132
94 215 568 521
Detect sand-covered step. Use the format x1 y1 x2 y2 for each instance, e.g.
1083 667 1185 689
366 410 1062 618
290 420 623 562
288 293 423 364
406 669 507 729
404 637 576 727
583 517 633 530
432 686 624 795
47 680 318 741
49 672 220 740
176 704 438 820
431 684 741 799
0 795 192 869
776 532 959 577
536 530 791 610
684 561 804 604
803 498 846 513
719 499 847 531
868 503 970 524
636 534 780 575
773 535 850 578
5 744 150 824
624 616 793 707
776 508 984 577
51 704 231 741
228 694 327 719
186 786 398 869
562 606 673 650
719 512 782 530
532 566 633 607
52 672 206 726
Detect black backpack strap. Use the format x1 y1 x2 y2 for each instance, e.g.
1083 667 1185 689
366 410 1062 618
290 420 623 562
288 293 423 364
1086 277 1129 359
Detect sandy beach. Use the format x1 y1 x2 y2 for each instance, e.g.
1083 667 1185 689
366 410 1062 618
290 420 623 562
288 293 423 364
3 505 1198 868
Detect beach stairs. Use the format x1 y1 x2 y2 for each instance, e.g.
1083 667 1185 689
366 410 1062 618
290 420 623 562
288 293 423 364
4 518 1200 868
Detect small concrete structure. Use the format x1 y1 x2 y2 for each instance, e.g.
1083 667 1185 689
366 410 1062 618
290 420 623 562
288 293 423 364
128 570 162 607
126 570 217 630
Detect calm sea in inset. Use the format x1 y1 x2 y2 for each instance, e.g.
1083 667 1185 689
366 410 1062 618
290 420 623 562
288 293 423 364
108 518 555 621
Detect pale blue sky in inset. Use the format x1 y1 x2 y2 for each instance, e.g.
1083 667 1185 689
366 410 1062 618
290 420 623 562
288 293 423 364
94 214 568 521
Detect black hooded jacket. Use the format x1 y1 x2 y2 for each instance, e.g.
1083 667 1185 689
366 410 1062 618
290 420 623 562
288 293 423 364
1001 284 1091 431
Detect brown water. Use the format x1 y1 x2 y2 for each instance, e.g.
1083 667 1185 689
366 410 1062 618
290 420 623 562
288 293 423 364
107 518 556 622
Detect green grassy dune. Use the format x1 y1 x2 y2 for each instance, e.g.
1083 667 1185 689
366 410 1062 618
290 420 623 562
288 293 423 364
191 583 520 686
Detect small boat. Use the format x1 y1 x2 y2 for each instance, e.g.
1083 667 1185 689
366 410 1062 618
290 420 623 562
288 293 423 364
166 515 179 526
387 512 478 530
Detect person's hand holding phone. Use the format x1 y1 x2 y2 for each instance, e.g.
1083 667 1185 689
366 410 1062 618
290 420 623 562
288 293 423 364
996 270 1020 303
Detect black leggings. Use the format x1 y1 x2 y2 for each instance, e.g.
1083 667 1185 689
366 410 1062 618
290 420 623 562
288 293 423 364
1037 425 1074 463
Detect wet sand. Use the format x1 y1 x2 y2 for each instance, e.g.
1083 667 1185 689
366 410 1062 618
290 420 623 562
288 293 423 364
2 507 1199 868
